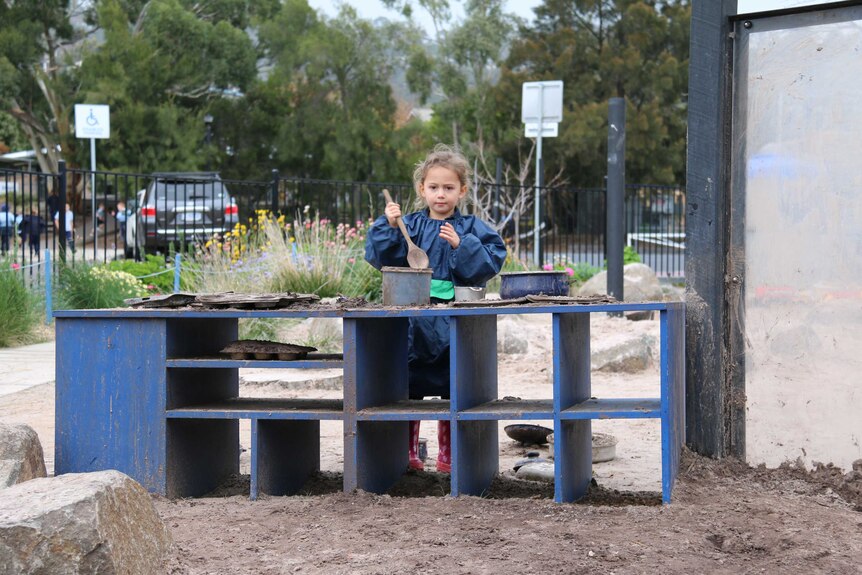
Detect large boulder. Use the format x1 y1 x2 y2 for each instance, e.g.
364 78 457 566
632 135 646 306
578 263 664 302
591 334 657 373
0 422 47 488
497 316 530 355
0 470 172 575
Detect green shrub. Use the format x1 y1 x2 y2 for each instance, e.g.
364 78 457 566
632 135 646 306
55 264 149 309
107 254 175 293
0 262 41 347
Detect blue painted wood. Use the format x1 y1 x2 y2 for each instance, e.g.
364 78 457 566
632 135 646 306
52 300 672 320
553 313 592 503
55 318 168 494
661 307 686 504
555 420 591 503
56 300 687 503
457 399 554 420
166 419 238 498
166 398 344 420
252 419 320 499
342 318 409 493
166 359 344 369
451 315 498 497
355 421 408 494
358 399 450 421
553 314 590 411
559 398 662 420
452 421 497 497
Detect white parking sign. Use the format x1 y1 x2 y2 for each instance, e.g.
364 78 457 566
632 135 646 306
74 105 111 139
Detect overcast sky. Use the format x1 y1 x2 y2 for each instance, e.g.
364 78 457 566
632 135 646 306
307 0 544 34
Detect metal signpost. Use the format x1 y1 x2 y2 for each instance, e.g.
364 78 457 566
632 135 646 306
522 81 563 266
74 104 111 235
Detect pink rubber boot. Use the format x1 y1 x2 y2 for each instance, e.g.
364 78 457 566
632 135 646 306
408 420 424 471
436 420 451 473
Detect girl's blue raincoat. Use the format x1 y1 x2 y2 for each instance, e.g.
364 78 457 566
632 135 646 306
365 208 507 398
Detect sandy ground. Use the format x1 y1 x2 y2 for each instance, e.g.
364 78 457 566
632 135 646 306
2 314 861 573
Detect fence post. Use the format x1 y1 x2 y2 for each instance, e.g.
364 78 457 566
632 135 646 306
45 249 52 324
270 169 279 214
353 183 361 226
174 253 181 293
606 97 626 305
537 157 545 266
57 160 67 263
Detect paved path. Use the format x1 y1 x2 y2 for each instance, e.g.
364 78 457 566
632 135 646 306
0 341 55 397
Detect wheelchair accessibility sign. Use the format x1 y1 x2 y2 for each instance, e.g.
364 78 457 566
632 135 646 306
74 104 110 139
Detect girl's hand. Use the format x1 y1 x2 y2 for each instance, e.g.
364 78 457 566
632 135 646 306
384 202 402 228
439 222 460 248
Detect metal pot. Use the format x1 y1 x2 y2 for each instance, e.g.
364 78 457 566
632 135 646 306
499 270 569 299
454 286 486 301
382 266 432 306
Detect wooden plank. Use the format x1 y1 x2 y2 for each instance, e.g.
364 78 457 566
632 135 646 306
355 421 407 494
451 315 498 497
553 314 590 411
457 399 553 420
451 315 498 410
553 313 592 503
661 307 687 503
555 420 591 503
55 318 168 494
342 318 409 493
52 301 671 320
685 0 738 458
358 399 450 420
560 398 662 420
166 358 343 369
167 398 344 420
166 419 238 498
452 420 497 497
252 419 320 499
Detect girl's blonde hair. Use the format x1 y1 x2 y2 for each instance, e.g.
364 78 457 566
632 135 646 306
412 144 472 209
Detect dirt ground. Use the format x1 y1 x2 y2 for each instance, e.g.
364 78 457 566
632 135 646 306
2 314 861 574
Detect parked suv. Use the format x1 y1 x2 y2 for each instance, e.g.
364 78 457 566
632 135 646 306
126 172 238 257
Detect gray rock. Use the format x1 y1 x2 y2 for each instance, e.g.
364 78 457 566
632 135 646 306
0 470 171 575
515 461 555 482
577 263 664 302
497 317 529 355
0 422 47 488
591 334 656 373
240 368 343 391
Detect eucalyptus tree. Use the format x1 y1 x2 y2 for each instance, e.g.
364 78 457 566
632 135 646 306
0 0 78 173
77 0 258 174
495 0 691 186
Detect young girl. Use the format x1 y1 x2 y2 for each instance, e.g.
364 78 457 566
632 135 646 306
365 145 507 472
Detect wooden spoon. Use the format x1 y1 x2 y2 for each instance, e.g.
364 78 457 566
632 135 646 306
382 189 429 269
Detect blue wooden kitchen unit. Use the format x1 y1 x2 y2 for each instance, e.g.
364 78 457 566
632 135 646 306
54 301 685 503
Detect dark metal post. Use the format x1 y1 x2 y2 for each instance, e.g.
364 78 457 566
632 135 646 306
606 97 626 303
270 169 279 214
537 157 545 265
494 157 503 224
353 183 361 226
204 114 214 172
58 160 67 263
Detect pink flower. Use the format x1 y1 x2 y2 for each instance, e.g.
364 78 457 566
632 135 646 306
565 267 574 277
348 257 355 264
542 263 553 271
11 263 20 270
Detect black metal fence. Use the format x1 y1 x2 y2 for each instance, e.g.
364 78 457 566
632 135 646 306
0 164 685 280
